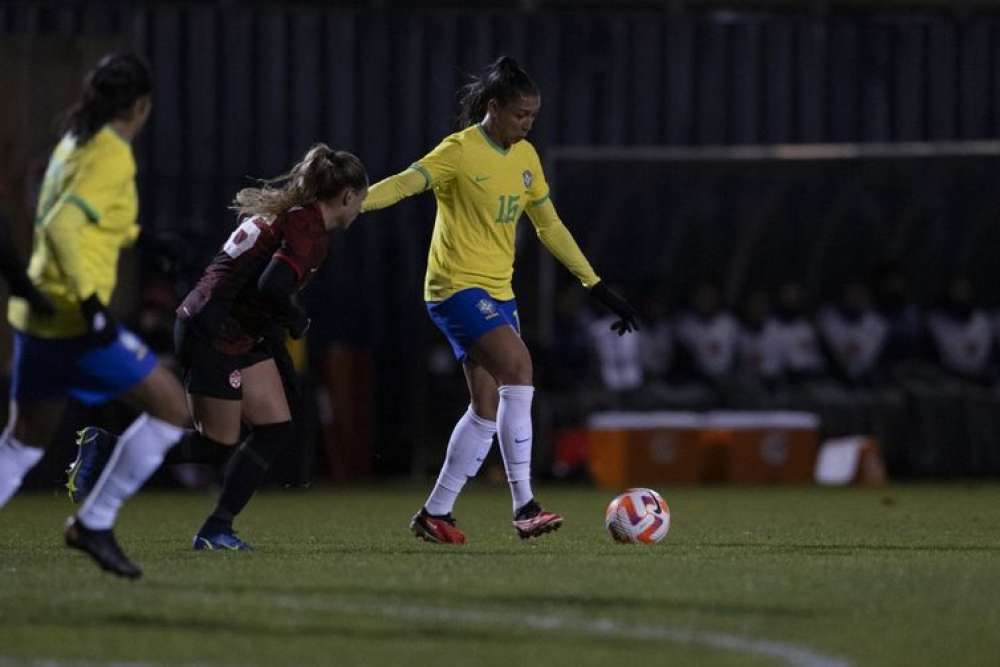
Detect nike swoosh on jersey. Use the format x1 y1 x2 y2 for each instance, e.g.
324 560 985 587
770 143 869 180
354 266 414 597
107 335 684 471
514 437 531 444
474 175 490 182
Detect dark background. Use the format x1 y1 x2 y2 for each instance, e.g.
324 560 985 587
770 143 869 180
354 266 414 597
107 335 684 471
3 0 1000 481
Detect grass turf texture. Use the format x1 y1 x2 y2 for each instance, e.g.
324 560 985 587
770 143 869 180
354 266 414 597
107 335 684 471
1 484 998 667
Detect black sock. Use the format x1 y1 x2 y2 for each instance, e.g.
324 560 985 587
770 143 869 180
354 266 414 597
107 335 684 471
163 429 234 466
209 421 290 527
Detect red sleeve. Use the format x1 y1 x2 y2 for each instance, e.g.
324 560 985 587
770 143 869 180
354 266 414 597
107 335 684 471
273 208 324 280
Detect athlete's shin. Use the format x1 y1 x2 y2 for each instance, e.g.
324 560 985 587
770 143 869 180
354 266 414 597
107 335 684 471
213 420 290 522
496 385 535 511
0 429 45 507
424 406 496 516
77 414 184 529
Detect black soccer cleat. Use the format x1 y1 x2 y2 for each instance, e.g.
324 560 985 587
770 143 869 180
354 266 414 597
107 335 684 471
64 516 142 580
66 427 118 503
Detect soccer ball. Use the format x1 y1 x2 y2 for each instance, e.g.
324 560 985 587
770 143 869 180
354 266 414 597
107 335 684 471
604 487 671 544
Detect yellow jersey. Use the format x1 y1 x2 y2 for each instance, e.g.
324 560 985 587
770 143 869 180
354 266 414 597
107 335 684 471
8 126 140 337
363 124 600 302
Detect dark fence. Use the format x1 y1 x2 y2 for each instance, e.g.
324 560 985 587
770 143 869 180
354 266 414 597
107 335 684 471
4 1 1000 475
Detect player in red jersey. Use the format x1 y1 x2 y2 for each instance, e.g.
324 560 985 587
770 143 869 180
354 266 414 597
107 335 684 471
72 144 368 551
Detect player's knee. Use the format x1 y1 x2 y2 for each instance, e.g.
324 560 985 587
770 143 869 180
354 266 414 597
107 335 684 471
152 394 191 429
498 358 533 387
137 365 190 427
197 422 241 447
470 397 498 421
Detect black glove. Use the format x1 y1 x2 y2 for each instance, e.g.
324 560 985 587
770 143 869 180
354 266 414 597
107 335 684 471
589 281 641 336
79 294 119 346
287 305 311 340
13 283 55 316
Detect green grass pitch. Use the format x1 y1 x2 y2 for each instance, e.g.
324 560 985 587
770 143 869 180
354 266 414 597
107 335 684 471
1 483 998 666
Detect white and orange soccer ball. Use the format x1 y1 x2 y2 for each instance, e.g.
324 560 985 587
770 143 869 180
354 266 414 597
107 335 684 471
604 488 671 544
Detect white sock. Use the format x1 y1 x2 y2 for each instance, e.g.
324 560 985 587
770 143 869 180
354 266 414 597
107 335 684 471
77 414 183 530
496 385 535 512
0 429 45 507
424 407 496 516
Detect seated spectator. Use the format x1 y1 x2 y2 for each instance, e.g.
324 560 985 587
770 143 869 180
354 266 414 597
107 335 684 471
927 275 994 384
736 288 784 384
772 281 826 382
589 306 643 392
817 280 888 385
872 260 924 363
548 283 596 391
675 279 738 381
637 289 673 383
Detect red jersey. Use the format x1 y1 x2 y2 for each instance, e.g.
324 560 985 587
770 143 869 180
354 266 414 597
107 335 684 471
178 204 328 354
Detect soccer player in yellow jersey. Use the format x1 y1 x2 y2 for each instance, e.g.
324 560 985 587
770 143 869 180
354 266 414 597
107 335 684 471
363 56 640 543
0 54 190 578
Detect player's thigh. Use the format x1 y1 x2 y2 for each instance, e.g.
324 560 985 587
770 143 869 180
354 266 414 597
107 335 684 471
239 358 291 425
7 398 68 449
121 362 190 427
462 359 500 420
468 325 533 386
188 394 243 445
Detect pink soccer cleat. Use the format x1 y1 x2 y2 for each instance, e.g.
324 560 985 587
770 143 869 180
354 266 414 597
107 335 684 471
410 508 467 544
512 499 563 539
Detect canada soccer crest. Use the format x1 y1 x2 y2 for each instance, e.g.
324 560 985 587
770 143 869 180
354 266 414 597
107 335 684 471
522 170 533 188
229 370 242 389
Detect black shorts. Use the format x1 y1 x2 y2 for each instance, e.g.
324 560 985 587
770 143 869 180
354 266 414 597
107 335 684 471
174 319 272 401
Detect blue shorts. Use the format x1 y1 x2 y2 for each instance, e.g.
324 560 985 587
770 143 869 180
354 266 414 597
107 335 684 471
426 288 520 362
10 327 159 406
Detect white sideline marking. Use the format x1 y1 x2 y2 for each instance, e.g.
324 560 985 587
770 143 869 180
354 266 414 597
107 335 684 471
258 593 852 667
14 591 853 667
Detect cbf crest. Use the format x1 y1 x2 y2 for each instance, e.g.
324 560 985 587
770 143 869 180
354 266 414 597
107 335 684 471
522 170 533 188
476 298 499 319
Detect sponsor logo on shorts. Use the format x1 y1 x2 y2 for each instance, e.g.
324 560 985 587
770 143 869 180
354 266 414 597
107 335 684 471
120 331 148 360
476 298 499 320
229 370 242 389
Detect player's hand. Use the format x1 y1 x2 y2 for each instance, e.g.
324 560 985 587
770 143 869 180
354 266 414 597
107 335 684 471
589 282 641 336
79 294 119 347
287 306 311 340
14 284 55 316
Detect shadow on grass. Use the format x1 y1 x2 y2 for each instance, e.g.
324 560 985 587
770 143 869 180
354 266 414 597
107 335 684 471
144 579 822 619
23 611 517 645
694 542 1000 554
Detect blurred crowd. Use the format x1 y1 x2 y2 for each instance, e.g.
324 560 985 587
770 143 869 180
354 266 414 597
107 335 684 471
545 265 1000 478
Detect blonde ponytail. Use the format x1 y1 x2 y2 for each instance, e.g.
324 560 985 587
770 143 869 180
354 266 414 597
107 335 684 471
232 143 368 217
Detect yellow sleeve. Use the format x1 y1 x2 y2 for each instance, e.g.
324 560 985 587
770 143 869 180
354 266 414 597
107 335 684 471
361 135 464 213
43 200 95 299
413 135 462 188
362 167 428 212
524 142 551 205
526 197 601 289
